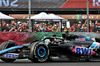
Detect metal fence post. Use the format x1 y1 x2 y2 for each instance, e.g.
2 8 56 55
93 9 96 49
32 19 33 32
0 19 2 32
60 19 62 32
87 0 89 32
29 0 31 32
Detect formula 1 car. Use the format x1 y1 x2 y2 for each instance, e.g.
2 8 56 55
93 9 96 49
0 32 100 62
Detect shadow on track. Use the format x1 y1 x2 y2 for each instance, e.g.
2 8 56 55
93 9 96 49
0 59 100 64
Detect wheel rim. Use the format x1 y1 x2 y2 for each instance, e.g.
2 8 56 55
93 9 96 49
37 47 46 58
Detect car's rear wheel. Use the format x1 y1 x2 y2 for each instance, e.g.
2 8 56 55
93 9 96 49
0 40 17 62
29 43 49 63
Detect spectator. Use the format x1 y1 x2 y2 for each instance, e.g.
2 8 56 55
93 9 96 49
10 20 16 27
47 25 52 32
9 26 17 32
70 25 75 32
63 27 67 32
57 27 60 32
6 24 10 31
43 24 47 32
92 21 100 33
92 25 99 33
2 21 7 31
81 24 86 32
78 21 82 28
39 24 45 32
52 26 58 32
75 24 79 32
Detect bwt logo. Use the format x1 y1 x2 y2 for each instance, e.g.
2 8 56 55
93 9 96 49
76 47 92 55
93 0 100 6
0 0 18 7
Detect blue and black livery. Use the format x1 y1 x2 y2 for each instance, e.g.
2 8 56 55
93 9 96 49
0 32 100 62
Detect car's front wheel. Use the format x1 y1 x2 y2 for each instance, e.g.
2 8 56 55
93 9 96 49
29 43 49 63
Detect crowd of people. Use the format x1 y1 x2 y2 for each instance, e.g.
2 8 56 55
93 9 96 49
63 20 100 33
1 20 100 33
2 20 30 32
33 22 60 32
1 20 61 32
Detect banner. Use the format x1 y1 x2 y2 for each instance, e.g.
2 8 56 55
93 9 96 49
0 32 100 45
0 32 63 45
0 32 36 45
0 0 100 9
0 0 65 8
61 0 100 8
60 14 100 19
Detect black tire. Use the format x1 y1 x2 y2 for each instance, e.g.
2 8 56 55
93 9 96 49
0 41 8 50
46 56 52 62
29 43 49 63
0 40 17 62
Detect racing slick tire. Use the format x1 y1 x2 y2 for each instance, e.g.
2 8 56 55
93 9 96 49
29 43 49 63
0 40 17 62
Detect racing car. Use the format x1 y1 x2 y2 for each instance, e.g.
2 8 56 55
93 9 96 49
0 32 100 62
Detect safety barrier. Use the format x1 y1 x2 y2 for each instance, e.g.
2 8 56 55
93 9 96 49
0 32 99 45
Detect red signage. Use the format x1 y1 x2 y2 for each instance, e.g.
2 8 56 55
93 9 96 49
60 0 100 8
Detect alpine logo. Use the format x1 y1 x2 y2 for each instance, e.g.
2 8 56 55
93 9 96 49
90 42 100 49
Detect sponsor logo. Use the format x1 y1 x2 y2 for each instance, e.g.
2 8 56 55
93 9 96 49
76 47 92 55
72 46 95 55
4 53 19 58
90 42 100 49
77 38 85 41
0 0 18 7
93 0 100 6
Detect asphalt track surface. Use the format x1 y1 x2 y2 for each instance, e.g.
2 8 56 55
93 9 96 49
0 58 100 66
